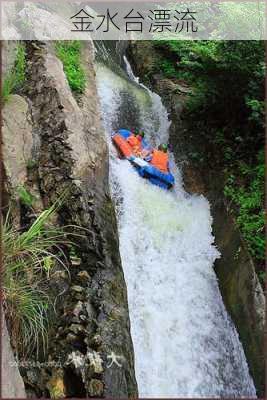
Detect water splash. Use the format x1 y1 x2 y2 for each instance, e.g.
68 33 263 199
95 58 256 398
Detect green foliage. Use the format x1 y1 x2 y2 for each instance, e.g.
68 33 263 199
245 98 265 127
2 75 15 104
185 81 208 113
2 201 73 357
2 43 26 103
154 40 265 282
55 41 86 93
160 59 177 78
17 185 36 207
224 150 265 268
154 41 265 130
15 43 26 86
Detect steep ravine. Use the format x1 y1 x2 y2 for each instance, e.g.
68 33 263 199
2 38 263 399
2 40 137 398
127 41 265 397
95 44 256 397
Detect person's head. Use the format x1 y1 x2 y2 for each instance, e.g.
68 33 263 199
131 128 139 136
139 131 145 138
158 143 168 153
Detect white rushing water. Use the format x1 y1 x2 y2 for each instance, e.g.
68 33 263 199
95 57 256 398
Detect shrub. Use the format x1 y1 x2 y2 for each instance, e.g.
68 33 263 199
224 150 265 271
55 41 86 93
153 40 265 283
154 40 265 127
160 59 177 77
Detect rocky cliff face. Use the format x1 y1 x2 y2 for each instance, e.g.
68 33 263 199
128 41 265 397
2 41 30 400
2 314 26 398
2 40 137 398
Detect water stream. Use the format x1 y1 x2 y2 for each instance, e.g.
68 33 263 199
95 48 256 398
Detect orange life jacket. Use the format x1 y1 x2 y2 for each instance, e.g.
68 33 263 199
127 134 142 154
112 134 133 157
150 150 169 173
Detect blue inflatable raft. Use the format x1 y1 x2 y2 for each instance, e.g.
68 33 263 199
112 129 175 190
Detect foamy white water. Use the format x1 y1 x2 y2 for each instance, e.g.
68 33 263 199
95 59 256 398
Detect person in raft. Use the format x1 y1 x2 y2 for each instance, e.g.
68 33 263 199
145 143 170 173
127 129 146 157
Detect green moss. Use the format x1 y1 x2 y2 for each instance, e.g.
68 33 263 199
55 41 86 93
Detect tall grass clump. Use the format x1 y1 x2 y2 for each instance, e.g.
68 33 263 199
2 43 26 103
55 41 86 93
2 201 74 357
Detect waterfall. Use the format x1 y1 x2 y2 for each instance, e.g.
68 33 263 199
95 48 256 398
